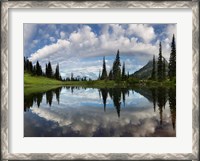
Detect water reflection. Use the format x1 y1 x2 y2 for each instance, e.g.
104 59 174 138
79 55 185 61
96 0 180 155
24 86 176 137
169 88 176 129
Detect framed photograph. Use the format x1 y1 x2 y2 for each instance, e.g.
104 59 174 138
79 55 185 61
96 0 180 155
1 1 199 160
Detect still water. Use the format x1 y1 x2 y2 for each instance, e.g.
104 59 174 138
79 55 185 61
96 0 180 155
24 86 176 137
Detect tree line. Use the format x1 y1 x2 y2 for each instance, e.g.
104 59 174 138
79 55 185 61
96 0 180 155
25 34 176 83
99 34 176 82
24 58 92 81
99 50 129 82
151 34 176 81
24 58 62 80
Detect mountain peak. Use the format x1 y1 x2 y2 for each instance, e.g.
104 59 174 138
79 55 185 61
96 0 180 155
131 60 168 79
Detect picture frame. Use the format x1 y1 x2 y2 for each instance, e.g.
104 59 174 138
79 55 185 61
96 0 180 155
1 0 199 160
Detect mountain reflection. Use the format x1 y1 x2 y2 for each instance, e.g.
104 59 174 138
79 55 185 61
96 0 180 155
24 86 176 130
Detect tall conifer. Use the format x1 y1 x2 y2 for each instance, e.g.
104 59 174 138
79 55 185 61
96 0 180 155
122 62 126 80
168 34 176 80
157 42 163 81
112 50 121 81
101 57 107 80
151 55 156 80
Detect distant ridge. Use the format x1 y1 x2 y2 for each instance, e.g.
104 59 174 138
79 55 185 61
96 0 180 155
131 60 168 79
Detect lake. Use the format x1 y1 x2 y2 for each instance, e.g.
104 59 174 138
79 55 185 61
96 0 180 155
24 86 176 137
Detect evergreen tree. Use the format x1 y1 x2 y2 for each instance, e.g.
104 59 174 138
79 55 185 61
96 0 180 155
59 76 62 81
54 63 61 80
151 55 156 80
122 62 126 80
24 57 26 71
100 57 107 80
168 34 176 80
98 70 101 80
47 61 53 78
25 58 29 71
36 61 40 75
36 61 42 76
163 58 166 80
71 73 74 81
29 61 33 73
24 57 33 73
157 42 163 81
108 70 113 80
45 64 48 76
112 50 121 81
24 57 33 74
32 65 36 75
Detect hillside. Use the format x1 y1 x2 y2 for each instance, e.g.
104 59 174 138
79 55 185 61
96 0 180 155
131 60 168 79
24 73 64 85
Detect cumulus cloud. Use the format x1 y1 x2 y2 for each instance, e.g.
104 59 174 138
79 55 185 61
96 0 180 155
29 39 70 62
127 24 156 43
29 24 158 62
25 24 176 78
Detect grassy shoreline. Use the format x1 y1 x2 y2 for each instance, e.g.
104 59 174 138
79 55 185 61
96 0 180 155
24 73 175 89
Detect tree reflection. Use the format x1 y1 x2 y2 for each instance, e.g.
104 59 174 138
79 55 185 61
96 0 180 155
99 88 108 112
168 87 176 130
46 90 53 106
36 93 43 107
24 95 34 112
151 88 157 112
99 88 129 117
24 86 176 130
156 87 167 125
112 88 121 118
54 87 62 104
24 87 62 111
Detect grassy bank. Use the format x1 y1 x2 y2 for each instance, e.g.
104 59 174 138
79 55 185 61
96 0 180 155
24 73 64 95
24 73 175 89
24 73 64 85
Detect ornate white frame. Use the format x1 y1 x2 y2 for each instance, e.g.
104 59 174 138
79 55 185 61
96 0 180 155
1 1 199 160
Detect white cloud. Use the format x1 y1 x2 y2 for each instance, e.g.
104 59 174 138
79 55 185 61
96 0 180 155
158 24 176 61
24 24 38 55
24 24 37 44
127 24 156 43
49 37 56 42
28 24 176 78
69 25 98 46
60 31 66 39
166 24 176 39
29 39 70 62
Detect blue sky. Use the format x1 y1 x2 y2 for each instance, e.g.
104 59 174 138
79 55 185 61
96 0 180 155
24 24 176 79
